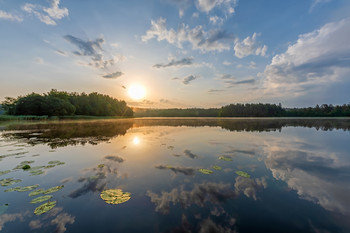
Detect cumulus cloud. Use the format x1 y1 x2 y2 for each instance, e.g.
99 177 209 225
234 176 267 200
263 18 350 95
155 165 196 176
234 33 267 58
146 182 237 214
153 57 194 68
183 75 199 84
209 15 224 25
0 212 27 231
22 0 68 25
165 0 191 17
63 34 124 77
142 17 232 52
196 0 238 14
51 213 75 233
102 71 124 79
0 10 23 22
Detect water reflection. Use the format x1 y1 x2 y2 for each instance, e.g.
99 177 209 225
0 118 349 232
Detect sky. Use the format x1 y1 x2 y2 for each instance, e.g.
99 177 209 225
0 0 350 108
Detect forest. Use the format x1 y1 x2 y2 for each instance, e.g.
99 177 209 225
1 90 133 117
134 103 350 117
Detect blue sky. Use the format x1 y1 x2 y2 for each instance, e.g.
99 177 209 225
1 0 349 108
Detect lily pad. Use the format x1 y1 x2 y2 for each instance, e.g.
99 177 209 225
98 164 105 168
0 170 11 176
34 201 56 215
42 185 64 194
198 169 213 174
100 189 131 205
219 156 233 161
5 184 39 192
45 165 56 169
48 160 65 165
22 165 31 170
29 189 45 197
235 171 251 178
0 178 22 186
30 195 53 204
0 204 9 215
29 169 45 176
20 160 35 164
212 165 222 170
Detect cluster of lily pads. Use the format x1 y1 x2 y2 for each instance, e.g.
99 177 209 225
11 160 66 176
0 151 29 161
100 189 131 205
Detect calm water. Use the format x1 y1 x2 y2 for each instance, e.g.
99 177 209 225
0 118 349 233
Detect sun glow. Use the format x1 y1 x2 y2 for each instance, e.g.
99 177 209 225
128 85 146 100
133 136 140 145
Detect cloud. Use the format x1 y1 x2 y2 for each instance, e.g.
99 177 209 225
183 149 198 159
155 165 196 176
55 50 67 56
104 155 124 163
165 0 191 18
34 57 44 64
310 0 331 12
142 17 232 52
146 182 238 214
22 0 68 25
263 18 350 96
234 33 267 58
0 213 27 231
183 75 198 84
0 10 23 22
196 0 238 14
228 78 255 86
208 89 224 93
51 213 75 233
209 15 224 25
63 34 123 76
153 57 194 68
234 176 267 200
102 71 124 79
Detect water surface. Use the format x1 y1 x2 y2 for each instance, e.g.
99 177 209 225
0 118 349 233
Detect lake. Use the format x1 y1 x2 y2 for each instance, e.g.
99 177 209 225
0 118 349 233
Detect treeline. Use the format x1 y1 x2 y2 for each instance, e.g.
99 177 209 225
134 108 219 117
135 103 350 117
1 90 133 117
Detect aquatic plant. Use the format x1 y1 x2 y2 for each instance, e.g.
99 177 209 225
98 164 105 168
5 184 39 192
235 171 250 178
212 165 222 170
0 170 11 176
34 201 56 215
22 165 31 170
30 195 53 204
0 178 22 186
43 185 64 194
219 156 233 161
198 169 213 174
100 189 131 205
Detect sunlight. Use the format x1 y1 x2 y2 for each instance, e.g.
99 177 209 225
133 136 140 145
128 85 146 100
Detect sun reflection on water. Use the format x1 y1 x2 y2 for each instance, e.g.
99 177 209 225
133 136 140 145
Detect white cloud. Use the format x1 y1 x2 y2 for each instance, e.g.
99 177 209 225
209 15 224 25
165 0 191 18
196 0 238 14
22 0 68 25
234 33 268 58
309 0 331 12
0 10 23 22
263 18 350 96
142 17 232 52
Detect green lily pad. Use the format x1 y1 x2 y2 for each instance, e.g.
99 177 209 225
100 189 131 205
30 195 53 204
5 184 39 192
165 165 173 169
29 189 45 197
22 165 31 170
0 170 11 176
47 160 64 165
212 165 222 170
219 156 233 161
0 178 22 186
20 160 35 164
235 171 251 178
42 185 64 194
45 165 56 169
198 169 213 174
0 204 9 215
34 201 56 215
98 164 105 168
29 169 45 176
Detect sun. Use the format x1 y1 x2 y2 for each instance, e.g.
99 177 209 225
128 85 146 100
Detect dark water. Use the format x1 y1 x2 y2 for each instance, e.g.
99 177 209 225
0 118 350 233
